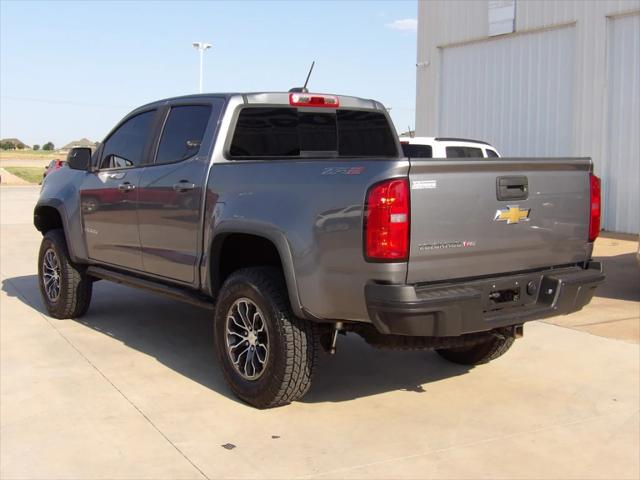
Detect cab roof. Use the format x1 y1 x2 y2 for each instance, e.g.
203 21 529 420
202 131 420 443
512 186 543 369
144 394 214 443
133 92 386 114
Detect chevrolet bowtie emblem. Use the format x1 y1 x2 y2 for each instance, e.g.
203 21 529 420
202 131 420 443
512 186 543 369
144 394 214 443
494 206 530 224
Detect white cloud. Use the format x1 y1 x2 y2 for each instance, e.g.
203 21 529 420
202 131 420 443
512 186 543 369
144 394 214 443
386 18 418 31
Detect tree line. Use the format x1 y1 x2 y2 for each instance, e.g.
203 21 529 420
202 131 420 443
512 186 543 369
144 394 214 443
0 141 55 151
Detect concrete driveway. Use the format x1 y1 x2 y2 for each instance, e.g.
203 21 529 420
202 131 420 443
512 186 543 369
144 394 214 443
1 185 639 479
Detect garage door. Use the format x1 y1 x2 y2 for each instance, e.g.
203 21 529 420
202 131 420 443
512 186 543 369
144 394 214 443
604 14 640 234
439 26 575 156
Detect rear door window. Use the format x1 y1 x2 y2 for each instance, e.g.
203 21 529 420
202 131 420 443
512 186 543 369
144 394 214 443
445 146 484 158
401 143 433 158
229 107 397 158
156 105 211 164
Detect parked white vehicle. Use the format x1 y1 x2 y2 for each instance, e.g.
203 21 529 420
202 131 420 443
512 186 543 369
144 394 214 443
400 136 501 158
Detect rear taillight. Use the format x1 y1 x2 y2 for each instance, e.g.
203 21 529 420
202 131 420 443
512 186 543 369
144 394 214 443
364 178 410 261
589 173 601 242
289 93 339 108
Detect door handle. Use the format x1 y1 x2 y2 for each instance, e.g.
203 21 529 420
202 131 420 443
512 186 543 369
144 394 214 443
496 176 528 201
118 182 136 192
173 181 196 192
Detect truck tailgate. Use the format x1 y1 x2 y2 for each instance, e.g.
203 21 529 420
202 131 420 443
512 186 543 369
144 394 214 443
407 158 593 284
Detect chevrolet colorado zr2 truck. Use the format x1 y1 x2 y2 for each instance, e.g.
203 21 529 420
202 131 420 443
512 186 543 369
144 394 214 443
35 92 605 408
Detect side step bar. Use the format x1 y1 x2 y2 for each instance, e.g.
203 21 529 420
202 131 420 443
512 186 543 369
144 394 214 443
87 266 214 311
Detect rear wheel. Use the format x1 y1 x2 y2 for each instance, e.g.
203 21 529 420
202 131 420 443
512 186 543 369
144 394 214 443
38 229 92 319
214 267 319 409
435 333 515 365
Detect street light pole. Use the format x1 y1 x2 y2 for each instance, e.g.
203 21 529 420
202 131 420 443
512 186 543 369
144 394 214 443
192 41 212 93
198 48 204 93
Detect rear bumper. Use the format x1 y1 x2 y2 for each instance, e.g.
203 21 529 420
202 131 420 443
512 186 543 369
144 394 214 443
365 262 605 337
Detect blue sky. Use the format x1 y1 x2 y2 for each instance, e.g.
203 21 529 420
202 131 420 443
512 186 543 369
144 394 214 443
0 0 417 147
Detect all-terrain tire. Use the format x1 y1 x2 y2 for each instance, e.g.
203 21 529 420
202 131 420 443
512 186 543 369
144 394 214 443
213 267 319 409
38 229 93 319
435 333 515 365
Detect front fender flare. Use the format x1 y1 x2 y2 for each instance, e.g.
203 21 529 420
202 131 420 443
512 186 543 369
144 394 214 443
33 199 81 263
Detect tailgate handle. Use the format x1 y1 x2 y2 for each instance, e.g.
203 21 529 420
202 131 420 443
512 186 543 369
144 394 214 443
497 176 528 201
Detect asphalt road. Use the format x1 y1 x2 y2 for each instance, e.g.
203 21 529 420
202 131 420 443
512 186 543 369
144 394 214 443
1 185 639 479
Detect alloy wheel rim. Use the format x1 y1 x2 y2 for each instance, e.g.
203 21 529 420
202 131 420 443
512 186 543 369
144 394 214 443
225 298 269 380
42 248 61 302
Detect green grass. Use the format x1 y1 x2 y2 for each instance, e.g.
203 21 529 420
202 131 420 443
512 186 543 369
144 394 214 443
5 167 43 184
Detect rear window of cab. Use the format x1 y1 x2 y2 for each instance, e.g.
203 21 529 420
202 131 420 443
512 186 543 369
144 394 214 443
229 107 397 159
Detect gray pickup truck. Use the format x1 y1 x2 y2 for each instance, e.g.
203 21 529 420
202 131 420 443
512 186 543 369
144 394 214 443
34 91 604 408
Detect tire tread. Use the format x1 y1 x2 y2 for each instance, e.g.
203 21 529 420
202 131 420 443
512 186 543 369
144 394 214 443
214 267 318 408
38 229 92 319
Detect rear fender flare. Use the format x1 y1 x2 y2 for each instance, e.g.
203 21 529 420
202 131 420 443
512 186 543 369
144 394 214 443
205 220 305 319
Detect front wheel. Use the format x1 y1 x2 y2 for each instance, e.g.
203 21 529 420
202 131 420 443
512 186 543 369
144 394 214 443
435 333 515 366
38 229 93 319
214 267 319 409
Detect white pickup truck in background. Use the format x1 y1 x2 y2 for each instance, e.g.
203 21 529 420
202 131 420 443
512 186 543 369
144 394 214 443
400 136 501 158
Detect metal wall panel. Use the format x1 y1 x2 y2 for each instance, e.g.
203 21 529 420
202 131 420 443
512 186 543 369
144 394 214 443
416 0 640 232
604 13 640 233
439 26 575 156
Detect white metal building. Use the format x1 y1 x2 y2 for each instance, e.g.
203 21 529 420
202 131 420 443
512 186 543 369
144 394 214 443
416 0 640 234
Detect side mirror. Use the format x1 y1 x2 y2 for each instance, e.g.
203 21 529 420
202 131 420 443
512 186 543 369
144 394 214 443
67 147 92 171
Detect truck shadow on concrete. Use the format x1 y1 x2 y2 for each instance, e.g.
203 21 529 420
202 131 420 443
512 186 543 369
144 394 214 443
593 253 640 303
3 275 471 404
